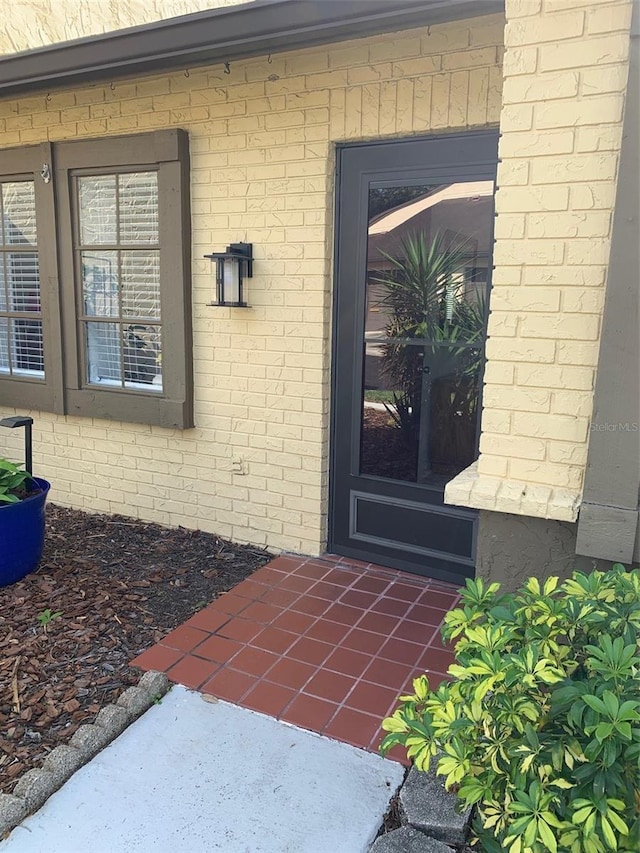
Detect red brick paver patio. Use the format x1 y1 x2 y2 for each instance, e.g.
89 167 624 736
132 554 459 762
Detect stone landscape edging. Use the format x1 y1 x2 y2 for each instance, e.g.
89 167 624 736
0 670 170 839
371 765 473 852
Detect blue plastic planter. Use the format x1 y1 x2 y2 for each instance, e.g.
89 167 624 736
0 478 50 586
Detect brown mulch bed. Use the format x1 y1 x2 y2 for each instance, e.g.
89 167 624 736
0 504 271 794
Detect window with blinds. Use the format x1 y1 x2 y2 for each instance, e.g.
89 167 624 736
76 172 162 392
0 180 44 379
0 130 193 428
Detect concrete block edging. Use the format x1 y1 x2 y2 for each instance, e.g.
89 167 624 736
371 765 473 852
0 670 170 839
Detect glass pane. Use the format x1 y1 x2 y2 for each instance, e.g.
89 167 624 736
118 172 158 244
2 181 37 246
10 318 44 376
428 343 482 477
123 324 162 391
0 317 8 373
7 252 40 312
0 257 6 312
81 251 118 317
361 341 482 483
121 251 160 319
361 180 493 484
79 176 117 245
362 340 418 482
86 321 121 386
366 181 493 342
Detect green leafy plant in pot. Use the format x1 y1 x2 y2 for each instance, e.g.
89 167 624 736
0 457 50 586
380 566 640 853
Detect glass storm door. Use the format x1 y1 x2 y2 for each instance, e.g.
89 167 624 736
329 132 498 584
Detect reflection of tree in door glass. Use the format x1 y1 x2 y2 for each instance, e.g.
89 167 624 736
368 186 437 219
361 182 493 485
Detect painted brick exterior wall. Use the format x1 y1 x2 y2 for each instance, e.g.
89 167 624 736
446 0 633 523
0 16 504 555
0 0 246 55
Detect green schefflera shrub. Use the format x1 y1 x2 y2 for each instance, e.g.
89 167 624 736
380 566 640 853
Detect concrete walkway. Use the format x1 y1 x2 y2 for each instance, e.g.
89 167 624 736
2 686 404 853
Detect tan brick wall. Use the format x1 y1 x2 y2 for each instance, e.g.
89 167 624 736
446 0 633 522
0 16 504 554
0 0 247 55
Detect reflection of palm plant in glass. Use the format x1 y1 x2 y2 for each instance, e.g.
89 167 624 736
374 232 487 475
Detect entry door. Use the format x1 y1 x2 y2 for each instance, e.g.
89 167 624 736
329 131 498 585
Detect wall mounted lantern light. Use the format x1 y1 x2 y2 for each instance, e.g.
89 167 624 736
0 415 34 475
204 242 253 307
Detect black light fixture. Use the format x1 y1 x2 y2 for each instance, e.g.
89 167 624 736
204 242 253 307
0 415 34 475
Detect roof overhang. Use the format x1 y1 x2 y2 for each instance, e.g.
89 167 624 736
0 0 504 97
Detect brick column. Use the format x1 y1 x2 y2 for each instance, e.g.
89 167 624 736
446 0 633 522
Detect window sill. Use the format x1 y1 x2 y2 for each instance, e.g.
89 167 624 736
444 461 581 523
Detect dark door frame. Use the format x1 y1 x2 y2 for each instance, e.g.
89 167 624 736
328 130 499 583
